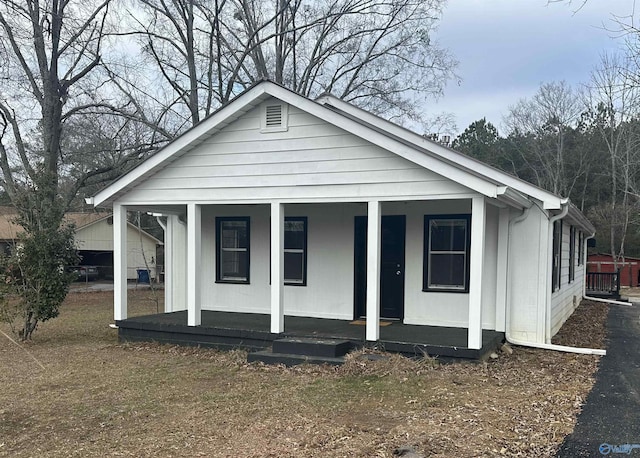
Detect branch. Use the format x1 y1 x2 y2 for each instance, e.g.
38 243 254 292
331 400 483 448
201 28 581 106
0 9 44 102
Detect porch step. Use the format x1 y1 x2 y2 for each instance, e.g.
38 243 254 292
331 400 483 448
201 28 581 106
247 350 345 367
272 337 352 357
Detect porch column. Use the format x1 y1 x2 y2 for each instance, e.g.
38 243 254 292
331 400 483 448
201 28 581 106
113 203 128 321
468 196 486 350
366 201 382 341
271 202 285 333
494 207 510 332
187 203 202 326
163 216 175 313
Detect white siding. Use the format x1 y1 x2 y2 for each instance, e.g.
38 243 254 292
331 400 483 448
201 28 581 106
481 204 498 329
75 220 159 280
188 199 498 329
200 203 359 319
550 223 585 336
120 99 472 204
508 206 548 342
167 215 187 312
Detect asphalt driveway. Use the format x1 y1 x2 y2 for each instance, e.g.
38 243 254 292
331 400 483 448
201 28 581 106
557 302 640 457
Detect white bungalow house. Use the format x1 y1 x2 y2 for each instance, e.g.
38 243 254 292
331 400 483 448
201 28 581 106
88 81 594 356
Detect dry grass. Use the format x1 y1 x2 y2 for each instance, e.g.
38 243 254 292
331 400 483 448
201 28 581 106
0 293 608 457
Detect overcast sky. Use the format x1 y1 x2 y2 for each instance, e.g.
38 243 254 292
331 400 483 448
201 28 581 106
426 0 634 135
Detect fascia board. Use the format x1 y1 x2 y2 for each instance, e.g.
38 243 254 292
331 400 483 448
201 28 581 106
268 85 501 198
566 204 596 234
496 186 532 210
318 94 563 208
93 81 512 207
92 84 271 207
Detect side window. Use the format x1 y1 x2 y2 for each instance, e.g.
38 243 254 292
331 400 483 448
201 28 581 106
578 231 584 266
216 217 250 283
552 220 562 291
423 215 471 292
284 217 307 285
569 226 576 283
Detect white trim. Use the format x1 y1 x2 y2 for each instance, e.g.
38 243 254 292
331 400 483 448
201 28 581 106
100 194 479 207
271 202 285 333
261 102 289 132
468 196 486 350
92 84 272 206
495 207 510 333
163 216 174 313
187 203 202 326
546 203 569 342
113 204 128 321
317 93 565 210
93 82 515 208
366 201 382 341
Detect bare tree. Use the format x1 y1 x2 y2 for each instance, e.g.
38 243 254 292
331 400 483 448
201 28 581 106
0 0 162 339
125 0 457 129
503 81 584 196
583 53 640 267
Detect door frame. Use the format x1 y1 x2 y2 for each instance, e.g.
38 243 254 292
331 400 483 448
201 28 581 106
353 215 406 320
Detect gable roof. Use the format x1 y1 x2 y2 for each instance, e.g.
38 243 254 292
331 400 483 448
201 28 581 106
88 81 581 218
0 210 108 241
0 209 162 245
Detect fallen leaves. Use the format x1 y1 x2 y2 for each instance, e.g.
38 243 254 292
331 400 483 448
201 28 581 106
0 293 607 457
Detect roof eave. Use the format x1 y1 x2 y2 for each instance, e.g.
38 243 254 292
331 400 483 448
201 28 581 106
91 83 274 207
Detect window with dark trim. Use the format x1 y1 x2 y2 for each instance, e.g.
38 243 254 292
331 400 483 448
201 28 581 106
216 217 250 283
284 217 307 285
569 226 576 283
552 220 562 292
423 214 471 292
578 231 584 265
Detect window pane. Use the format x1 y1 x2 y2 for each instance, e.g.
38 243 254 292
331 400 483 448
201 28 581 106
220 250 248 280
284 220 305 249
429 253 465 288
430 219 467 251
221 221 247 248
284 251 304 283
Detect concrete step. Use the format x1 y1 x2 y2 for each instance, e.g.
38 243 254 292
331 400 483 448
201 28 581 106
247 350 345 367
272 337 352 357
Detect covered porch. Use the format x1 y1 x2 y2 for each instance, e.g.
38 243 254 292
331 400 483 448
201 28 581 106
116 310 505 360
110 195 510 357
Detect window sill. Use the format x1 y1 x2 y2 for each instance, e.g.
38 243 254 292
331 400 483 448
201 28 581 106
422 288 469 294
216 280 250 285
285 282 307 287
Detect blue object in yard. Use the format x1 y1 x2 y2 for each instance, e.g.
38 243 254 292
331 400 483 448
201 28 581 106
137 269 150 284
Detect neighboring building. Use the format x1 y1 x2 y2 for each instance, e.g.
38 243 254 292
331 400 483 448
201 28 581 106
0 210 162 281
88 81 595 354
588 253 640 288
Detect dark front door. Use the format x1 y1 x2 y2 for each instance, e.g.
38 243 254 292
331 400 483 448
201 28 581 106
354 215 406 320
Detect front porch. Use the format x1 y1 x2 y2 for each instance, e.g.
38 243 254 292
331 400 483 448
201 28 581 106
116 310 504 360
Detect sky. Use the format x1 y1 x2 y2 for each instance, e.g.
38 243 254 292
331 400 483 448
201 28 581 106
426 0 635 135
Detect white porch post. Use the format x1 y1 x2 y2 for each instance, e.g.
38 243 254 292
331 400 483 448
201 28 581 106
163 216 175 313
187 203 202 326
113 204 128 321
468 196 486 350
271 202 285 333
494 207 510 332
366 201 382 341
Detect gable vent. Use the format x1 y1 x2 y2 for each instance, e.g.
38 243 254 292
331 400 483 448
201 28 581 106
265 105 283 127
261 102 288 132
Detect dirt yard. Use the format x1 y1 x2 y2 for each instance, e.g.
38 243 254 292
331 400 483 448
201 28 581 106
0 292 608 457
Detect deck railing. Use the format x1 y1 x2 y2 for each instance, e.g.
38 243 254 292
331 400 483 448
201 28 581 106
586 270 621 298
